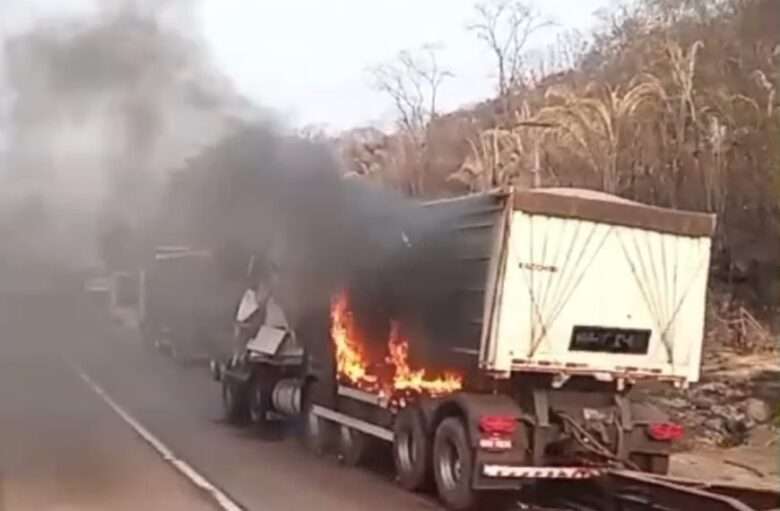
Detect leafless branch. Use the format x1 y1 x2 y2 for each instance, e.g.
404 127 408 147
369 44 454 136
468 0 554 97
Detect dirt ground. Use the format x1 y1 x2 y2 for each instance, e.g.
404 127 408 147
663 346 780 491
671 425 780 490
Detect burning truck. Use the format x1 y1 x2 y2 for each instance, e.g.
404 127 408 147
210 187 715 510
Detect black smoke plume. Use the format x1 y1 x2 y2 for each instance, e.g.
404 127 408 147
0 1 252 288
0 1 481 374
158 122 484 374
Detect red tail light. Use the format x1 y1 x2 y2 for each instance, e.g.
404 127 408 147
479 415 517 437
647 422 684 441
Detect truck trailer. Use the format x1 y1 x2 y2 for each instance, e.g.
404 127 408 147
211 187 715 510
141 246 239 363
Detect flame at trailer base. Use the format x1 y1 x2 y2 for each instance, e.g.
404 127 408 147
330 291 462 399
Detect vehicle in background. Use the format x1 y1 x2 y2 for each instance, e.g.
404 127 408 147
210 188 716 510
83 272 112 307
141 246 237 364
102 271 142 328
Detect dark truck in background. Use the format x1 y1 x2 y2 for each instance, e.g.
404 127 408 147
140 246 240 364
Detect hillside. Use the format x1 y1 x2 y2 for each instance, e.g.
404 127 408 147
340 0 779 323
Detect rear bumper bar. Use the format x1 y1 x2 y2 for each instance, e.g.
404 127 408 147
482 464 605 479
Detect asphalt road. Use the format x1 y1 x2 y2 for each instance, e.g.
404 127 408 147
0 292 442 511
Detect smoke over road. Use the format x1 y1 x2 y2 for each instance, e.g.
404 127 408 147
0 0 252 287
0 1 468 371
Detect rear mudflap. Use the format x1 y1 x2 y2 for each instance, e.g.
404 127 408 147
472 449 526 490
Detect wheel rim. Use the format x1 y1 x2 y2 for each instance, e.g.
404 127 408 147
438 438 461 490
396 430 416 472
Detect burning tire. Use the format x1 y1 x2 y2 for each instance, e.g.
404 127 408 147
338 425 367 466
393 408 432 491
222 379 248 425
433 417 477 511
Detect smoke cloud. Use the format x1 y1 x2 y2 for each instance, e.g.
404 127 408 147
0 0 253 289
0 1 475 373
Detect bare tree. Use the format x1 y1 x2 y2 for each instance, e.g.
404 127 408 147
451 105 557 191
468 0 554 98
369 44 454 137
663 39 704 208
369 44 453 195
554 28 589 71
539 76 666 193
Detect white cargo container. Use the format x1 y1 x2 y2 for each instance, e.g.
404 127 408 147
483 188 714 386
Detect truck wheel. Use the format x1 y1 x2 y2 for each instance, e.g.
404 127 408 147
338 425 368 466
433 417 478 511
222 380 248 425
248 376 271 426
393 408 432 491
301 390 329 455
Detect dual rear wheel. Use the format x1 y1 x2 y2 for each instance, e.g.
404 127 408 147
222 378 248 425
222 366 275 428
432 418 477 510
300 391 369 465
229 386 502 511
393 411 493 511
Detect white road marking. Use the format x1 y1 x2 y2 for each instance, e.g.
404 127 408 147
68 362 244 511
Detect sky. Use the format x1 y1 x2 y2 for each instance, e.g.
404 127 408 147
1 0 611 131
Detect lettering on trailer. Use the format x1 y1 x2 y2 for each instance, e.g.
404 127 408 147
518 262 559 273
482 465 605 479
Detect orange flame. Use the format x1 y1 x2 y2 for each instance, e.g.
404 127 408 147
330 291 462 399
387 322 462 394
330 292 380 392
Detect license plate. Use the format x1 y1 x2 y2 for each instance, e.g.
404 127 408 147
569 326 651 354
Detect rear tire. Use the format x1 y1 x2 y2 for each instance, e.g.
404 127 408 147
433 417 478 511
301 385 330 455
338 425 368 466
222 379 248 425
393 408 433 491
248 374 271 426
